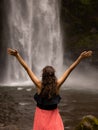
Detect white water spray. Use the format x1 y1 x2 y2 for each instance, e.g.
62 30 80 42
3 0 97 89
6 0 64 85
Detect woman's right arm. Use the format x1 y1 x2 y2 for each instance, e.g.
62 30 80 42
7 48 41 89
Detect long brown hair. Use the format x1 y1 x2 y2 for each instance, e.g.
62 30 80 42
40 66 57 99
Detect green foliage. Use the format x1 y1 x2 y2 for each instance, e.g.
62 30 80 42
66 33 98 52
80 0 91 5
61 0 98 32
74 34 98 49
61 0 98 65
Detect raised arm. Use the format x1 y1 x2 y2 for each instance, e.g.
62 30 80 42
57 51 92 88
7 48 41 89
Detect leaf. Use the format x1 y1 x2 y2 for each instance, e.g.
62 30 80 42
80 0 91 5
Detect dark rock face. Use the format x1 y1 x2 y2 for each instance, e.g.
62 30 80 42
0 1 11 82
60 0 98 67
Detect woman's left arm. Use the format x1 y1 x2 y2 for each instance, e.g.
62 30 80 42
57 51 92 88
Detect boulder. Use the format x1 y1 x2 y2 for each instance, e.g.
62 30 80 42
75 115 98 130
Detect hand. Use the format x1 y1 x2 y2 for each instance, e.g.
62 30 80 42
7 48 18 56
80 50 92 59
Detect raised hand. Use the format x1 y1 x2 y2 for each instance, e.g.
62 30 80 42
7 48 18 56
80 51 92 59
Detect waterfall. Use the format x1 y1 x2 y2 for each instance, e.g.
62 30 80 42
6 0 64 86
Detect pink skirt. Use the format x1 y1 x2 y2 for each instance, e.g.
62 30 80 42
33 107 64 130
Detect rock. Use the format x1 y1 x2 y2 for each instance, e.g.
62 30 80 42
75 115 98 130
0 125 19 130
0 91 20 125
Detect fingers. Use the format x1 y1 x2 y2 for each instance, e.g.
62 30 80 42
80 50 92 59
7 48 18 56
7 48 13 54
86 50 92 57
88 50 92 55
7 48 12 54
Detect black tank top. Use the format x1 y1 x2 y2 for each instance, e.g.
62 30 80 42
34 93 61 110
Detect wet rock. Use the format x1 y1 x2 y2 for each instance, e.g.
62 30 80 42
0 125 19 130
75 115 98 130
0 91 20 126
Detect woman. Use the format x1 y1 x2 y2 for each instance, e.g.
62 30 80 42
7 48 92 130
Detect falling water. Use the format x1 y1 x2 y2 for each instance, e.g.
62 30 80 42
6 0 64 85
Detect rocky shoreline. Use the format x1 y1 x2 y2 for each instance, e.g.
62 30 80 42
0 87 35 130
0 87 98 130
